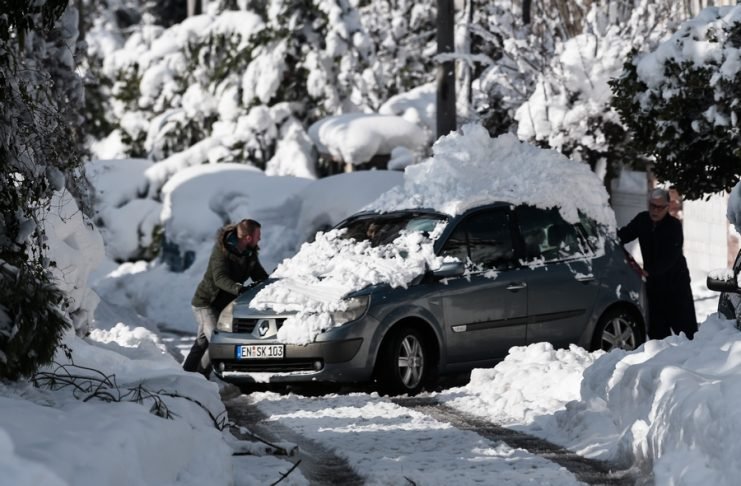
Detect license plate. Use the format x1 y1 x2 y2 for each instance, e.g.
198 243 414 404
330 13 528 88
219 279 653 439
236 344 284 360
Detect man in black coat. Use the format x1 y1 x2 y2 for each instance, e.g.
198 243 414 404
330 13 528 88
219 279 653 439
618 188 697 339
183 219 269 377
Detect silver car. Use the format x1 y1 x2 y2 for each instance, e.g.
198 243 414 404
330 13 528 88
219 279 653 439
210 202 647 395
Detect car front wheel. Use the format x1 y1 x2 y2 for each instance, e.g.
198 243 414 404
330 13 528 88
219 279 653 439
592 308 644 352
377 326 428 396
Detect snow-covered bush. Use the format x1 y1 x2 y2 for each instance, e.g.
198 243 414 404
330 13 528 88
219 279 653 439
516 0 682 190
0 1 95 378
85 158 162 262
611 5 741 200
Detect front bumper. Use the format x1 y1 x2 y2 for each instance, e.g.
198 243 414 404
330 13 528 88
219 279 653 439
209 332 367 384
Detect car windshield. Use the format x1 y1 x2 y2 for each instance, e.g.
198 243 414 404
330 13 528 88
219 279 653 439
337 212 448 247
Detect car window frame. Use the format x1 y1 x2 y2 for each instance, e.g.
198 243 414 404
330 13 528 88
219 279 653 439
438 205 519 272
511 204 596 265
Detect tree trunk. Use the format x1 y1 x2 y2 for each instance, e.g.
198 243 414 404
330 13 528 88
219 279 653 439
187 0 202 17
436 0 456 139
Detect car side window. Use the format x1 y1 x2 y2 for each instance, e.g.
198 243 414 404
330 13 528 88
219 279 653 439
442 225 469 263
442 209 515 270
515 205 590 262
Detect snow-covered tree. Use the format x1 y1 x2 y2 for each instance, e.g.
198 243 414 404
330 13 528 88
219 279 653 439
86 1 377 164
468 1 556 135
512 0 682 192
356 0 437 110
0 0 89 378
611 5 741 200
467 0 609 136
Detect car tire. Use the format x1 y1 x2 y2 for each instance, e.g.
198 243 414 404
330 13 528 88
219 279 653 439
591 307 644 352
377 326 429 396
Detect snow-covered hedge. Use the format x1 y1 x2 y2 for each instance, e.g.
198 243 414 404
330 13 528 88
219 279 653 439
611 5 741 200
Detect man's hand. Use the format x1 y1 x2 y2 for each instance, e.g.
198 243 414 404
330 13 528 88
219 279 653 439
238 281 258 294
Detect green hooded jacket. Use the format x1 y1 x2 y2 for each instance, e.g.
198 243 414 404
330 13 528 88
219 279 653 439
191 225 268 312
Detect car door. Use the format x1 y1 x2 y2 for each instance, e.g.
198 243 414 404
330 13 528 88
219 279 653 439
438 207 528 365
514 205 600 348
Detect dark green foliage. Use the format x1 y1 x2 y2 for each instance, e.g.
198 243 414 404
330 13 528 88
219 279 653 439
0 263 70 380
0 0 84 379
82 68 116 140
146 0 187 28
610 34 741 200
0 0 68 46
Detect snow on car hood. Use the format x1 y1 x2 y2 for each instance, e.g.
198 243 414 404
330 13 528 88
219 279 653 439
251 123 615 345
366 123 616 229
250 226 451 344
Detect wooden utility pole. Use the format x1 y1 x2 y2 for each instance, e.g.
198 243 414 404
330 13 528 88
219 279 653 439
436 0 456 139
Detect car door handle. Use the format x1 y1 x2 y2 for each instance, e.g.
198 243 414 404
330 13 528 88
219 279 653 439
575 274 595 283
506 282 527 291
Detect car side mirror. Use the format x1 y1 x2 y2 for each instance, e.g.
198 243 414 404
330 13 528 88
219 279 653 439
432 261 465 279
707 269 740 293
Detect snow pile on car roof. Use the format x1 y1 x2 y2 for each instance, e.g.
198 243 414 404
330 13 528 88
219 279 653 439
366 123 616 229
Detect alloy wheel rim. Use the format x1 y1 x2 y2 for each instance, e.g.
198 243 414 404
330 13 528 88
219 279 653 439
397 335 424 389
601 316 636 351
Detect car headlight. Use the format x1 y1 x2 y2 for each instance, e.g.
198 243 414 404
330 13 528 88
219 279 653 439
216 301 236 332
329 295 370 325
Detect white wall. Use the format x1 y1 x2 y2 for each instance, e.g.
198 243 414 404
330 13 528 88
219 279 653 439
683 193 729 281
611 170 648 264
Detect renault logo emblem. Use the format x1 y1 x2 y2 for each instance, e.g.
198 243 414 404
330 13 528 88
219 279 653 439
257 320 270 337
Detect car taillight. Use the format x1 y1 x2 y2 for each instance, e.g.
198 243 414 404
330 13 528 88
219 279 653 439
624 249 647 280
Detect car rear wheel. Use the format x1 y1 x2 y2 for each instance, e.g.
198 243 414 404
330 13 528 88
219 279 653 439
592 308 644 352
377 326 428 396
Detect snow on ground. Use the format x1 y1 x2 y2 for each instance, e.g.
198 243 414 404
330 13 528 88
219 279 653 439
250 392 582 485
0 321 307 486
0 253 318 486
440 294 728 484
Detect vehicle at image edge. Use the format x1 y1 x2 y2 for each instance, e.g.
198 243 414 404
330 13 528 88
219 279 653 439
209 202 648 395
707 249 741 328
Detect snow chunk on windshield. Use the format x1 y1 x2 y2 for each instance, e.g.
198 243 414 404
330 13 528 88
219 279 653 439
251 223 451 345
366 123 616 229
